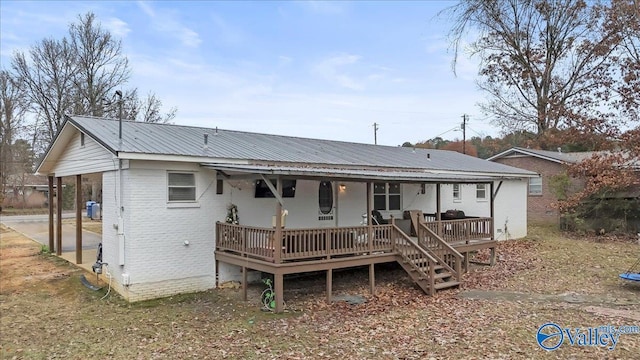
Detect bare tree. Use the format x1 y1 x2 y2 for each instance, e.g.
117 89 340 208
445 0 622 135
12 38 76 146
102 89 177 123
0 69 29 205
69 12 130 116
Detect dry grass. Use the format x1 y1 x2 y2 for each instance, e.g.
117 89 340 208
1 224 639 359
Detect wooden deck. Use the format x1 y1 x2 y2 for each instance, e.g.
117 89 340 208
215 217 497 312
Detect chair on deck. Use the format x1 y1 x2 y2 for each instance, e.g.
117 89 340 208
371 210 387 225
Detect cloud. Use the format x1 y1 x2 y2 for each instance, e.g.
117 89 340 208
136 1 201 48
104 17 131 38
313 54 364 90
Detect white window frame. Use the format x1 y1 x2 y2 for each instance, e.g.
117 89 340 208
529 176 542 196
476 184 487 201
453 184 462 202
373 182 402 211
167 172 196 202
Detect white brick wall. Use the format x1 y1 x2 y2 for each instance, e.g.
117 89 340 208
101 167 527 302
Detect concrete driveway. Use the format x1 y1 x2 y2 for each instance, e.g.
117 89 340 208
1 213 102 253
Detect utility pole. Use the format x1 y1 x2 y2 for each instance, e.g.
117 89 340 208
373 122 379 145
461 114 468 154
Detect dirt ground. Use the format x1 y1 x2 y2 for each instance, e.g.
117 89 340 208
1 224 639 359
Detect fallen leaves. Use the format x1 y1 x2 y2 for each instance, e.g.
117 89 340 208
2 225 640 359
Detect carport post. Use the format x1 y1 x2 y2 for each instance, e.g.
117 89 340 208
75 174 82 264
56 177 62 256
48 176 54 252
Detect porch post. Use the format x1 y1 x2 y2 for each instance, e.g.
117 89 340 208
274 272 284 313
489 181 495 240
326 269 332 303
366 182 373 253
48 176 54 252
369 264 376 295
490 181 496 266
274 177 283 263
56 177 62 256
75 174 82 264
436 183 442 236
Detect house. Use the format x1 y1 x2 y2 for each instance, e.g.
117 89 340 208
36 116 536 311
488 147 599 224
489 147 640 229
1 174 51 209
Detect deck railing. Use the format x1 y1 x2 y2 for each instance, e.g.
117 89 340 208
216 223 277 261
391 225 438 295
424 217 492 244
416 222 463 280
216 222 394 263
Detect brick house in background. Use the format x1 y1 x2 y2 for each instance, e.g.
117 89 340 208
488 147 595 224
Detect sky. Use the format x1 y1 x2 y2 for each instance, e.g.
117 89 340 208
0 0 496 146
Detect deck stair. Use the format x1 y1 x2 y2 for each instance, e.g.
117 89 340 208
393 223 463 295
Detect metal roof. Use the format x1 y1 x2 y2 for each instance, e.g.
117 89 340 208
487 147 598 164
60 116 535 177
203 163 524 182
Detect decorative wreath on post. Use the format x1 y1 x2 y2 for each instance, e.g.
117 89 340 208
226 203 239 225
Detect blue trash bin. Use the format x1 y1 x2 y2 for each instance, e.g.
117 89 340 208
86 201 96 218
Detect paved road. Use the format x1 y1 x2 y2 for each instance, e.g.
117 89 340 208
1 213 101 252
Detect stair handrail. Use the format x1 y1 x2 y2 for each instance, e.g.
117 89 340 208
392 225 438 295
417 222 463 280
392 224 439 263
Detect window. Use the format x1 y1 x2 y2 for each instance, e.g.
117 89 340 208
255 179 296 198
318 181 333 214
476 184 487 200
453 184 461 201
168 173 196 201
80 132 85 147
374 182 401 211
529 177 542 195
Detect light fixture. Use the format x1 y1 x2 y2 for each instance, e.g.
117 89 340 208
339 184 346 192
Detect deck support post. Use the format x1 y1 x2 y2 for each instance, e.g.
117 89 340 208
369 263 375 295
326 269 332 303
75 174 82 264
56 176 62 256
48 176 54 252
490 247 496 266
464 253 469 272
274 272 284 313
242 266 247 301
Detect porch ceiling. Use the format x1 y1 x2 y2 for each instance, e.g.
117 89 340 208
202 163 519 183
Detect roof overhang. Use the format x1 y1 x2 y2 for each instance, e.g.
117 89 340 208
35 117 118 176
202 163 531 183
487 148 566 164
